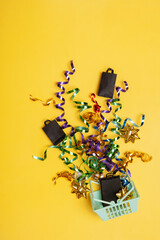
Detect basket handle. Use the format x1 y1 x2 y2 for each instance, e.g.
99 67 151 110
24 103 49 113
90 180 115 206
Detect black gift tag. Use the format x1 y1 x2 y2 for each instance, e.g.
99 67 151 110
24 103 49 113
98 68 117 98
100 175 122 207
42 120 66 145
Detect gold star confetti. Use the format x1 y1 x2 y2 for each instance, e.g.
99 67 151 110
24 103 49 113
71 180 90 199
120 124 140 143
116 186 128 199
116 186 133 200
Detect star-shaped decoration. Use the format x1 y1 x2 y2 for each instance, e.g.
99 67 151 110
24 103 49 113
116 186 133 200
116 186 128 199
71 179 90 199
119 124 140 143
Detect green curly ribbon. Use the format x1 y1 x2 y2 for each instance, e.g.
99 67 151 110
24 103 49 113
67 88 91 133
33 135 78 168
109 98 145 143
108 98 122 142
76 160 103 182
106 143 120 159
82 156 105 172
33 134 95 181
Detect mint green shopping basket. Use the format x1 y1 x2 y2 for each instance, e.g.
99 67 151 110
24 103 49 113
90 175 140 221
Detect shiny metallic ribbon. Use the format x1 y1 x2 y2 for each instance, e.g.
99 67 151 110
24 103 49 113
90 93 101 113
119 151 152 172
52 171 90 199
100 81 143 134
56 61 75 134
29 94 55 106
67 88 92 133
33 134 96 181
52 171 73 184
32 62 150 186
100 81 128 125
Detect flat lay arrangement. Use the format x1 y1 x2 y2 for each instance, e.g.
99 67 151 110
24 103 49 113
30 61 152 221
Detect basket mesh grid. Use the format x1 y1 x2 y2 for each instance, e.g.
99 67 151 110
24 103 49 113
106 202 132 219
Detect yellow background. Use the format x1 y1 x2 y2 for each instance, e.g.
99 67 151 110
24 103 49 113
0 0 160 239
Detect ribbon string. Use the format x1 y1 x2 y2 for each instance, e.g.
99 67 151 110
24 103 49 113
29 94 55 106
56 61 75 133
67 88 92 133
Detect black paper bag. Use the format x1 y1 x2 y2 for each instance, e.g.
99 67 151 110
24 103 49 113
98 68 117 98
42 120 66 145
100 175 122 207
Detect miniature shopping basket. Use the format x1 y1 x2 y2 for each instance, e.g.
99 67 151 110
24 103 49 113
90 174 140 221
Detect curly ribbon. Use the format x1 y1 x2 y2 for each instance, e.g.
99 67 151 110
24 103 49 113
74 109 122 175
32 63 151 188
67 88 92 133
33 135 79 170
82 112 99 124
100 81 129 134
29 94 55 106
121 115 145 129
52 171 73 184
101 81 144 137
116 81 129 97
52 171 90 198
101 98 122 140
81 156 105 174
75 134 121 177
33 134 95 181
101 81 128 118
99 81 128 133
90 93 101 113
102 105 144 144
56 61 75 132
119 151 152 172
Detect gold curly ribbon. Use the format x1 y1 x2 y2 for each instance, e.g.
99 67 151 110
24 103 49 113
82 112 106 131
119 151 152 172
83 112 99 124
29 94 55 106
52 171 73 184
52 171 90 199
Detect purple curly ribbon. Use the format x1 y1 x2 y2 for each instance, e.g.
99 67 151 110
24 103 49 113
101 157 119 173
99 81 129 132
116 81 128 97
56 61 75 133
101 81 129 115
